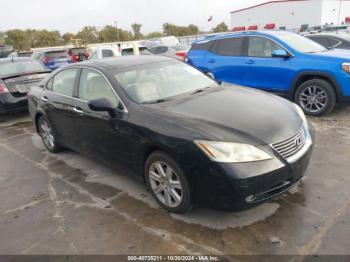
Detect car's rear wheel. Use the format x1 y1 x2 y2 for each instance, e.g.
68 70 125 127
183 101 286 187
38 115 62 153
145 151 192 213
295 79 336 116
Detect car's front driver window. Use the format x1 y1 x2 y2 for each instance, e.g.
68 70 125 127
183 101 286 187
78 69 120 108
248 36 282 58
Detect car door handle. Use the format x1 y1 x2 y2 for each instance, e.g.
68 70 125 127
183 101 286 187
208 59 216 63
41 95 49 102
73 107 84 115
246 60 255 65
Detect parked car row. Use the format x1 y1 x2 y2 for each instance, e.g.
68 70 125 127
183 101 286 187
5 30 350 213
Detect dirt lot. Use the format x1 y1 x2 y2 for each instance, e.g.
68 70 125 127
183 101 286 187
0 106 350 256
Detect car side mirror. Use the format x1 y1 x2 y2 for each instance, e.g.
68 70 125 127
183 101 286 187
88 98 120 118
271 49 290 58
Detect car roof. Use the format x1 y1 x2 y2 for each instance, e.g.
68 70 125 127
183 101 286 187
76 55 175 70
0 57 35 64
194 30 294 44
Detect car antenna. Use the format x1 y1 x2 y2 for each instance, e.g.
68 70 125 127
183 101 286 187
11 55 14 63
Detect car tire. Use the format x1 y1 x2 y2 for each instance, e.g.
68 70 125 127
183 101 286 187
38 115 62 153
295 79 336 116
145 151 192 213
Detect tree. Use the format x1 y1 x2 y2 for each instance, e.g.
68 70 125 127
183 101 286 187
5 29 30 50
131 23 142 40
0 31 5 44
99 25 119 42
31 30 63 48
212 22 228 33
98 25 131 42
62 33 75 44
163 23 199 37
146 32 163 39
76 26 99 44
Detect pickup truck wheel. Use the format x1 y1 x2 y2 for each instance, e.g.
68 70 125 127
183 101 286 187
295 79 336 116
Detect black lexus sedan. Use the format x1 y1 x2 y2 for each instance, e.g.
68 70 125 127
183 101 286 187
28 56 313 213
0 58 50 115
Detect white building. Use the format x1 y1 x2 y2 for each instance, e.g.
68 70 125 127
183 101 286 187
230 0 350 31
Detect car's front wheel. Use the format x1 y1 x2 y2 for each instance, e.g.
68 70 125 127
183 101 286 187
295 79 336 116
38 115 62 153
145 151 192 213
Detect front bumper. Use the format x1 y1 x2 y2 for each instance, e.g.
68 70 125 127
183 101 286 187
0 93 28 115
189 125 314 211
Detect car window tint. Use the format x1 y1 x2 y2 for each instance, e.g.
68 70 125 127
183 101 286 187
51 68 78 97
328 37 341 47
217 37 244 56
102 49 114 58
309 36 331 48
78 69 119 108
248 36 282 57
191 41 213 51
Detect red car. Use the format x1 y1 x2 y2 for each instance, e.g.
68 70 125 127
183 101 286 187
67 47 89 63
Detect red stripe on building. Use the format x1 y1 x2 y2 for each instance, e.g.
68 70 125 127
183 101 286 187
230 0 307 14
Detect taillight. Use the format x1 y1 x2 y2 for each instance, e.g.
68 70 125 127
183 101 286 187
0 81 9 94
175 52 187 61
42 57 50 64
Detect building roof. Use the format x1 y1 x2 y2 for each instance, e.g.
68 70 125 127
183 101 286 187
230 0 307 14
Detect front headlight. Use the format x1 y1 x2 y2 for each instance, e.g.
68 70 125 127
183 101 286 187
294 103 308 130
194 140 272 163
341 62 350 74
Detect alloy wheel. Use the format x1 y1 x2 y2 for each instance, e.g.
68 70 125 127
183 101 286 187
148 161 183 208
40 119 55 150
299 85 328 113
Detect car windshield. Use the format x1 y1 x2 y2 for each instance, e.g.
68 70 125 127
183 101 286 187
276 33 328 53
70 48 86 55
0 60 47 77
46 51 69 59
113 61 218 104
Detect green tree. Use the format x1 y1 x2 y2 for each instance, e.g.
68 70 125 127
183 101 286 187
5 29 30 50
131 23 142 40
98 25 119 42
0 31 5 44
163 23 199 37
31 30 62 48
76 26 99 44
146 32 163 39
212 22 228 33
62 33 75 44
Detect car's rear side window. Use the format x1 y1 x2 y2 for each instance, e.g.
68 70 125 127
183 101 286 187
216 37 245 56
51 68 78 97
191 41 213 51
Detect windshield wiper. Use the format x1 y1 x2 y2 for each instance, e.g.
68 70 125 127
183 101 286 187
143 98 173 104
190 86 212 95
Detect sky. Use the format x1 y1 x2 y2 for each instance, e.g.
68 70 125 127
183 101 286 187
1 0 265 34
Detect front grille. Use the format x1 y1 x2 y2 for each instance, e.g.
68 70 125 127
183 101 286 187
271 127 306 159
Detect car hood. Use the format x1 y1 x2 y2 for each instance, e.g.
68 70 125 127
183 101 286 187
311 49 350 60
150 86 302 145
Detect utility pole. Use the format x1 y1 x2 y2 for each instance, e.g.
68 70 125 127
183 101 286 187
338 0 343 25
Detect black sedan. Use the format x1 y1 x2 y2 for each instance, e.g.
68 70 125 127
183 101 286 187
0 58 50 115
28 56 313 213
